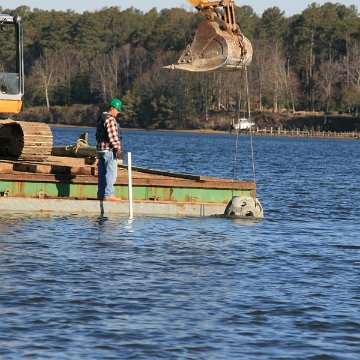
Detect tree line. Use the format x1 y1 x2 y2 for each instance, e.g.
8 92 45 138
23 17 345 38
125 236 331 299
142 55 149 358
1 3 359 128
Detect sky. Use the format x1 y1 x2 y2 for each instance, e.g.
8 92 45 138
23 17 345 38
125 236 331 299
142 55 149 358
0 1 358 17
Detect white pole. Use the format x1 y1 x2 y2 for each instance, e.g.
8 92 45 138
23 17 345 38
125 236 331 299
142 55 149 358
127 152 133 219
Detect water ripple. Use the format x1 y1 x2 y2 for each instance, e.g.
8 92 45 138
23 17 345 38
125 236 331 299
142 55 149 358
1 131 360 359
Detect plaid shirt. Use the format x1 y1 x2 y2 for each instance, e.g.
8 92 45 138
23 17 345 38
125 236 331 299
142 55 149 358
96 113 121 151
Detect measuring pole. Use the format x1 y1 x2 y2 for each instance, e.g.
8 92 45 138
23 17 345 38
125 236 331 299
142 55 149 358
127 152 133 219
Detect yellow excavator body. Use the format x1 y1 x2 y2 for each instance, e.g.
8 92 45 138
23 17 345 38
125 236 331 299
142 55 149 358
165 0 252 72
1 99 23 113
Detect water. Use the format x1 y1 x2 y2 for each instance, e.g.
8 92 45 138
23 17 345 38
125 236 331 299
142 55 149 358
1 127 359 359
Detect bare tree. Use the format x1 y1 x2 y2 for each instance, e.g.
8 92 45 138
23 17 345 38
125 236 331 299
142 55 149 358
132 46 150 78
342 42 360 116
107 48 121 97
29 52 60 110
314 57 341 116
118 43 132 89
56 46 82 104
347 42 360 87
252 40 268 112
261 44 287 113
89 54 108 103
90 50 120 104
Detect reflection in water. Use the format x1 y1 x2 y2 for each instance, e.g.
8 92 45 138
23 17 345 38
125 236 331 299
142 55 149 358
96 214 109 226
125 218 134 233
99 200 104 216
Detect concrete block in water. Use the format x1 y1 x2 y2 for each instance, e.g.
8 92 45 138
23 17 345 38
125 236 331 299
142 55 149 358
224 196 264 219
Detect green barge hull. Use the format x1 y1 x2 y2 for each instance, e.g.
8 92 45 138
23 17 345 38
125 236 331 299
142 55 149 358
0 157 261 217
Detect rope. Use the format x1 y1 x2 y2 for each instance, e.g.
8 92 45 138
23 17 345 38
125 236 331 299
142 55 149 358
245 67 257 185
232 67 257 186
232 129 240 181
74 139 87 153
65 138 88 154
250 130 256 184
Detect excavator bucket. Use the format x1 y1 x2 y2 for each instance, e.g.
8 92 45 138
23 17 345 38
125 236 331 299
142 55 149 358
164 0 252 72
165 20 252 72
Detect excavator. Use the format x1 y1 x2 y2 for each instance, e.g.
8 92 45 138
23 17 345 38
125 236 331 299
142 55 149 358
0 14 23 114
0 0 252 160
165 0 252 71
0 14 52 161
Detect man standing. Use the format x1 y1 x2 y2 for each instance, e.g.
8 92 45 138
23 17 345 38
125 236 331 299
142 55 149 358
96 98 122 200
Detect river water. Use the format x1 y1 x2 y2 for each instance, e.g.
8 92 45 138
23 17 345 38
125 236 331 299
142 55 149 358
1 127 359 359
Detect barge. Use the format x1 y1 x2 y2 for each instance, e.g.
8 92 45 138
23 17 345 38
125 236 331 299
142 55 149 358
0 155 263 218
0 120 263 218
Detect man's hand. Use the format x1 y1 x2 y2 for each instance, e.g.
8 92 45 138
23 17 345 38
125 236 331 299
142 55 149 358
115 149 123 159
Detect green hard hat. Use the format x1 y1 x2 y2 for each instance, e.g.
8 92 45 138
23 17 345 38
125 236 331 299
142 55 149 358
109 98 122 111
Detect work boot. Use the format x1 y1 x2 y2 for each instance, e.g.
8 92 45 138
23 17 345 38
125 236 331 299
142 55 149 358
103 196 119 201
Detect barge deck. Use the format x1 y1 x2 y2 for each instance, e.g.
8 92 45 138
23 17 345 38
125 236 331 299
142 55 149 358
0 156 259 217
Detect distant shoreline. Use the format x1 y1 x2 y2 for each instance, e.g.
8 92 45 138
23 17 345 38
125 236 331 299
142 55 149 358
49 124 359 140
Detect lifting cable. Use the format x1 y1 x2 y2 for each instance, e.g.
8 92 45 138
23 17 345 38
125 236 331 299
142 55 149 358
232 67 257 185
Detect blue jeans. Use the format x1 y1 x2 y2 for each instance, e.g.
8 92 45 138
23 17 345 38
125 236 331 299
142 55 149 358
97 150 118 199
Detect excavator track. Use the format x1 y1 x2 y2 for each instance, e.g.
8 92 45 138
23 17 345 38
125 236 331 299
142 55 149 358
0 119 53 161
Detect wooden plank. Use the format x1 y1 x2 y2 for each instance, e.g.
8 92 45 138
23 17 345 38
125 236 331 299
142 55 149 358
0 162 13 173
20 144 53 148
70 166 92 175
1 159 255 190
23 135 53 139
119 165 203 181
11 161 92 176
13 163 51 174
0 171 256 190
20 146 53 152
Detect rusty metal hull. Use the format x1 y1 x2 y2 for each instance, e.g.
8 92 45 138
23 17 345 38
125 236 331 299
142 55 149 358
0 197 227 217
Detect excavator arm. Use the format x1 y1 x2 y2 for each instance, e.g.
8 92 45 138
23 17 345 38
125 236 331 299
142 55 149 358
165 0 252 72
